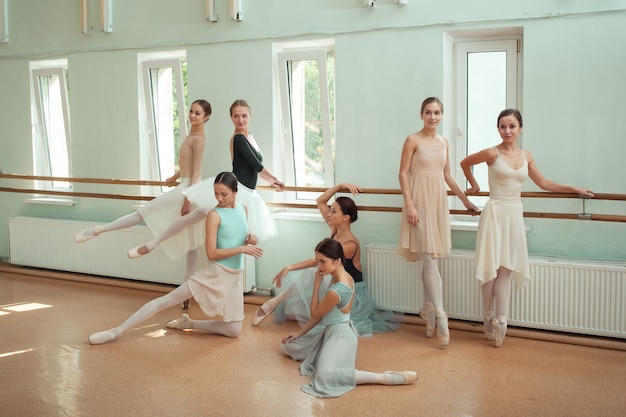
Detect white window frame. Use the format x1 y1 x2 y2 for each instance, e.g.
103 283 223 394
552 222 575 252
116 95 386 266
274 41 335 203
138 52 187 194
30 60 72 191
450 37 522 214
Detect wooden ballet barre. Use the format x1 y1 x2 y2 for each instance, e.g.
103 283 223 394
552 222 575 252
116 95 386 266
0 173 167 187
2 174 625 222
0 187 155 201
2 174 623 201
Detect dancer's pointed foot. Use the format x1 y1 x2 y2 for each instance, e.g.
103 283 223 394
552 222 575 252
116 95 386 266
492 317 507 348
418 302 435 338
167 314 193 330
88 329 118 345
383 371 418 385
75 226 104 243
252 304 274 326
436 313 450 346
484 315 495 341
128 245 150 259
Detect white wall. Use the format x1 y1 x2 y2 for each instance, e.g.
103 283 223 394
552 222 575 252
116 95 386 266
1 1 625 288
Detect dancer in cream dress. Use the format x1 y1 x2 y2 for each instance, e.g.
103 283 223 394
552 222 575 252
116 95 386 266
398 97 478 346
461 109 593 347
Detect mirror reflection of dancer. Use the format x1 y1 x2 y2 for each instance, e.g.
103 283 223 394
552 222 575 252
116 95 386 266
398 97 479 346
74 99 212 271
229 99 283 242
461 109 593 347
252 183 399 337
88 172 263 345
280 238 417 398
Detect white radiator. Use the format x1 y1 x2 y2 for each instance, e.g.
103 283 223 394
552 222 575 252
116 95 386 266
8 216 255 292
366 243 626 339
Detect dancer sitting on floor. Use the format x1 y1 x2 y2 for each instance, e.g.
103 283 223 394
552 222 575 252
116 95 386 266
88 172 263 345
252 183 399 338
281 238 417 398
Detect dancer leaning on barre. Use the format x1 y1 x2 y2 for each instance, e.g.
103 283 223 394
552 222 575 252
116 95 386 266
228 99 284 241
74 99 212 267
252 183 399 337
122 98 285 264
280 238 417 398
88 172 263 345
398 97 479 346
461 109 593 347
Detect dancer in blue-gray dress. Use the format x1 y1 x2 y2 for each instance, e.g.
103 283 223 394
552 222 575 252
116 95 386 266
252 183 399 337
281 238 417 398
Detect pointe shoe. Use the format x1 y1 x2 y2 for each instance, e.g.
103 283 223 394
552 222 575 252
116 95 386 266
166 313 193 330
75 226 103 243
436 314 450 346
252 305 274 326
383 371 419 385
484 316 495 341
418 303 435 338
89 329 118 345
492 317 507 348
128 245 150 259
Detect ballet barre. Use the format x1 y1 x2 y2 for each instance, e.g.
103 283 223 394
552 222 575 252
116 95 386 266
1 173 625 223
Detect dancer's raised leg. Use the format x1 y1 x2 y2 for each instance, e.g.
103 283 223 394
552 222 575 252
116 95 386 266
128 209 207 258
76 211 143 243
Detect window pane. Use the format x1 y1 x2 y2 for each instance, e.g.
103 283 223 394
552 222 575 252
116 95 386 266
37 73 70 189
466 51 507 205
285 57 334 200
146 63 187 191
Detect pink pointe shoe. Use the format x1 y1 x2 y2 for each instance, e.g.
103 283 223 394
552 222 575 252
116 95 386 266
383 371 419 385
252 305 274 326
436 314 450 346
492 317 508 348
89 329 118 345
418 303 435 338
75 226 103 243
128 245 150 259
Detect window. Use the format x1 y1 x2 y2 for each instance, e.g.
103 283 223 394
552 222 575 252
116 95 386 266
138 52 188 192
275 41 335 201
30 60 72 190
453 38 521 208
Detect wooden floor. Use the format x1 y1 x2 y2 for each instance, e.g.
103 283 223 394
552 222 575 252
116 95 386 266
1 265 625 417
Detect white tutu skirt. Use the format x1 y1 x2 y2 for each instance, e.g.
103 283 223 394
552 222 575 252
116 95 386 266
183 177 218 214
236 182 278 242
138 179 205 260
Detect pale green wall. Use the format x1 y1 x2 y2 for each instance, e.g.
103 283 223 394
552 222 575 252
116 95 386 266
1 1 625 288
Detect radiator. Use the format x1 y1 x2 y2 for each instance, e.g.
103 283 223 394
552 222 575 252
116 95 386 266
8 216 255 292
366 243 626 339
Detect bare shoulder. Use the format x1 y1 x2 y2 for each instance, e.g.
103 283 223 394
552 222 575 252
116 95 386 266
184 134 205 145
402 134 419 149
522 148 533 161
